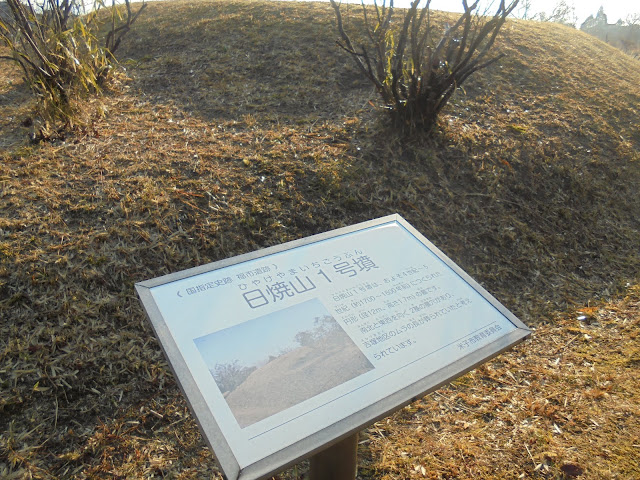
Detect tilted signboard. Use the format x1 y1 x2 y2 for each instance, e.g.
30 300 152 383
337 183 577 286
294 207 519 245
135 214 530 480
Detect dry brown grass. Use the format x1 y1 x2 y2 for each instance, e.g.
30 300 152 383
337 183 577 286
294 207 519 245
361 287 640 479
1 1 639 478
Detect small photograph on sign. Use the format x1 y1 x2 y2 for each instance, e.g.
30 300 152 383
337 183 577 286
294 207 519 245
195 298 374 428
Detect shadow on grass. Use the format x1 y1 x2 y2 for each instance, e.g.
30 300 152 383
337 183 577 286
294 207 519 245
0 71 32 149
116 1 371 124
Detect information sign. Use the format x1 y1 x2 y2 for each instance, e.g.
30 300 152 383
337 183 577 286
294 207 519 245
135 214 530 480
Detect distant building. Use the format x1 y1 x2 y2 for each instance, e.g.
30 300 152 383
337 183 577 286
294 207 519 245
580 7 640 56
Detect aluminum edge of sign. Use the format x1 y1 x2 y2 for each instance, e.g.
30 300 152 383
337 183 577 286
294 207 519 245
135 213 532 480
134 214 404 480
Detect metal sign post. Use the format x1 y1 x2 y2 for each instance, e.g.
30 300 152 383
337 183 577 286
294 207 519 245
309 433 359 480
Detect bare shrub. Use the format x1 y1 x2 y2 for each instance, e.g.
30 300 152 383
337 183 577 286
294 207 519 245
535 0 577 27
0 0 146 139
329 0 519 134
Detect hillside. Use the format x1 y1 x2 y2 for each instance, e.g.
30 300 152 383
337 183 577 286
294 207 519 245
224 331 373 428
1 0 639 478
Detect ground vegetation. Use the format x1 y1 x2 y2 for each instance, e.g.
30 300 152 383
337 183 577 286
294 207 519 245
0 0 145 139
0 1 639 478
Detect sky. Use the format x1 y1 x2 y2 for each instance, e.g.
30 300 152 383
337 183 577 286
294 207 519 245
424 0 639 26
194 298 332 370
289 0 639 27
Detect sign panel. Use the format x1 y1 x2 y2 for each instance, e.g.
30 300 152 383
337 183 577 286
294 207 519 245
135 214 530 480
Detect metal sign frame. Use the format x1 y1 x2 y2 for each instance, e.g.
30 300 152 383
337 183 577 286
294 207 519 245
135 214 530 480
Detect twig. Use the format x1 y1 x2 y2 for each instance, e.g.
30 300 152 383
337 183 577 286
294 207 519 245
524 443 536 468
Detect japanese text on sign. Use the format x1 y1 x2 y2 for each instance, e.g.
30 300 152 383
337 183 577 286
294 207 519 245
241 253 378 309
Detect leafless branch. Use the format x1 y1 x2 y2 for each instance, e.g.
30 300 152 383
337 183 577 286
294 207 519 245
330 0 519 133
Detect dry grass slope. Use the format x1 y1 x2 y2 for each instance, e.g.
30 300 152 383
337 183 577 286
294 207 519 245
1 1 639 478
225 332 373 428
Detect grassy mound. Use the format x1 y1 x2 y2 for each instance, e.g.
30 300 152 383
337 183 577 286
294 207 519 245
1 1 639 478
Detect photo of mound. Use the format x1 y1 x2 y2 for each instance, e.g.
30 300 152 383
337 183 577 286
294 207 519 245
194 298 374 428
